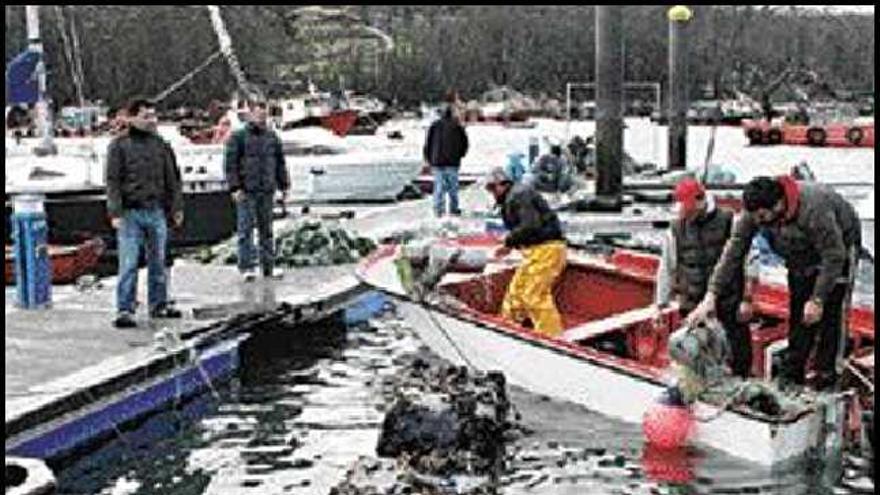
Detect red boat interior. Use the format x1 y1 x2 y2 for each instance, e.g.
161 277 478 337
439 249 875 384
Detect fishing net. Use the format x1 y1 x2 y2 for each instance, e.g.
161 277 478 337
191 218 376 267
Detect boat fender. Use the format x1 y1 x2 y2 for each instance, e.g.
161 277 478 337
746 127 764 146
847 127 864 145
807 127 827 146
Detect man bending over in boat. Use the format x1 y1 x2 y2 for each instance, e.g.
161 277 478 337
485 167 567 337
654 178 754 378
688 176 861 392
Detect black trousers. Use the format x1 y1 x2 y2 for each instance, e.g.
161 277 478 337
784 269 851 386
717 301 752 379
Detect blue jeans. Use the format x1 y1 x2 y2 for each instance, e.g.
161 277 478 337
117 207 168 313
432 166 460 217
236 192 275 275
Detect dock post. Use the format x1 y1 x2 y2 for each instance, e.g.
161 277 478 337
595 5 623 210
667 5 692 171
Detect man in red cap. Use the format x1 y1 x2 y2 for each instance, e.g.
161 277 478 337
654 177 754 378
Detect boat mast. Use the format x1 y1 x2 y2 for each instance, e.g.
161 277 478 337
26 5 57 154
206 5 261 100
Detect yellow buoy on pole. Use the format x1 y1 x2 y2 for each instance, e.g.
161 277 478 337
668 5 693 23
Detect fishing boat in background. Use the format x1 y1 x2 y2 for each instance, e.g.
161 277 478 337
279 127 423 203
275 86 388 137
357 231 874 466
742 102 874 147
5 237 105 285
462 85 536 125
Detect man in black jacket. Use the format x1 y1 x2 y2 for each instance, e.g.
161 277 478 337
224 99 290 281
424 91 469 217
105 98 183 328
485 167 567 337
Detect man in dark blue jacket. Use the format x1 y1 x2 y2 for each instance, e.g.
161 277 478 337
424 91 469 217
224 99 290 281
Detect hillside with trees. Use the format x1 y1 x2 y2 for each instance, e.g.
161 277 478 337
5 5 874 109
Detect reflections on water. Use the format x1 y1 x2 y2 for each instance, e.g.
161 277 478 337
51 306 869 494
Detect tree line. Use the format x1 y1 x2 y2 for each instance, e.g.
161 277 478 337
5 5 874 111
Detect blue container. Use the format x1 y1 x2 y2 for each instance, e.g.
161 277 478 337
343 291 388 326
12 194 51 308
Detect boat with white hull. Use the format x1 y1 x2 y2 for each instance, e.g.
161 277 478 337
357 237 871 466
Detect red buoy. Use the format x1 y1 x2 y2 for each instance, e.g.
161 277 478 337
643 402 694 449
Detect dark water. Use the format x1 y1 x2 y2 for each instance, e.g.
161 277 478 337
51 304 871 495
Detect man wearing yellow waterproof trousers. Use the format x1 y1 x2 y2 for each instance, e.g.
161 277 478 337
485 167 567 337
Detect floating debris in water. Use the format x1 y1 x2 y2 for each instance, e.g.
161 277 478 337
331 356 515 494
191 219 376 267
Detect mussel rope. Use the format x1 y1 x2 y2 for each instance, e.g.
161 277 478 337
421 297 477 370
692 381 750 423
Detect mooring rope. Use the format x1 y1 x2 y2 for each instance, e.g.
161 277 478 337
421 299 477 369
844 361 874 394
53 6 82 107
151 50 223 104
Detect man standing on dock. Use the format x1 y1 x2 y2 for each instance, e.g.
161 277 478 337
485 167 567 337
224 99 290 282
654 178 754 378
424 90 469 217
106 98 184 328
688 176 861 391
